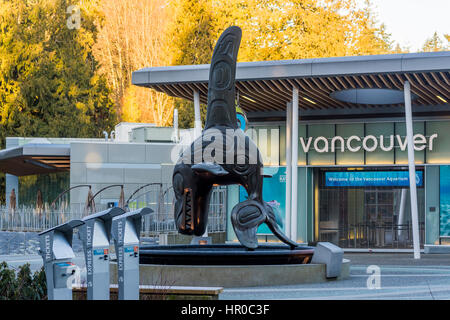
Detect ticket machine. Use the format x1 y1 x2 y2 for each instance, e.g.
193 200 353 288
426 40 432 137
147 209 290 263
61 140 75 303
111 207 153 300
79 207 125 300
39 220 84 300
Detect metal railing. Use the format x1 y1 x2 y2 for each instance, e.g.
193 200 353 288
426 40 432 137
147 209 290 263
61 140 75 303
138 184 227 236
0 185 227 235
318 221 426 249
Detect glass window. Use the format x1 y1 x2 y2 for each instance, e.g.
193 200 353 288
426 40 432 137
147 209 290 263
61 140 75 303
317 168 425 248
365 122 394 164
427 121 450 164
395 122 425 164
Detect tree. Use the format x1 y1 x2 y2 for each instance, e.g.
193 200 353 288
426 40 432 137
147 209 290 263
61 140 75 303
165 0 217 128
0 0 116 148
93 0 174 126
167 0 394 127
422 32 449 52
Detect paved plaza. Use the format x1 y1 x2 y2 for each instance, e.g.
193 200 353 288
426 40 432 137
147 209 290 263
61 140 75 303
220 253 450 300
1 252 449 300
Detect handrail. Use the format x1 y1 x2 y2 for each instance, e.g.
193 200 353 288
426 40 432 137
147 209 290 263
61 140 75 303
50 184 91 208
125 183 163 207
89 184 124 206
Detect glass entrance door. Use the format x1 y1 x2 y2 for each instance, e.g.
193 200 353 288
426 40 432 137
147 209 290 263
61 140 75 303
317 169 425 248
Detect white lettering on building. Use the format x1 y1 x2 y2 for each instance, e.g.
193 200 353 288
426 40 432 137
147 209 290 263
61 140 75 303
300 134 437 153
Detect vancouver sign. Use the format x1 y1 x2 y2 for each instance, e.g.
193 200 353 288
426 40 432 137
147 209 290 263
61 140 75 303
300 133 438 153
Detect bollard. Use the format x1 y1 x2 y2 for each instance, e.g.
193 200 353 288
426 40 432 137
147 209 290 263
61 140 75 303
79 207 125 300
111 207 153 300
38 220 84 300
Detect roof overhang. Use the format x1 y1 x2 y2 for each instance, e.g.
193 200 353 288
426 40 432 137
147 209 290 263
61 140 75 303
0 144 70 176
132 51 450 121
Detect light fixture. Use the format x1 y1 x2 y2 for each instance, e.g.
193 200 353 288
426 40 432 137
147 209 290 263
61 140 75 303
437 95 448 103
242 95 256 103
330 88 418 105
303 97 316 104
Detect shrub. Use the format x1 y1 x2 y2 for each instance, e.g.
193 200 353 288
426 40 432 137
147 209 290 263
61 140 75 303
0 262 47 300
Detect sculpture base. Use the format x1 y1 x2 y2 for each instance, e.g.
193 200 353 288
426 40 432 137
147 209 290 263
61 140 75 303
120 244 351 288
139 243 314 265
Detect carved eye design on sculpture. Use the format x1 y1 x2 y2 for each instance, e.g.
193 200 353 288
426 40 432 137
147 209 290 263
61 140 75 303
212 61 231 90
172 173 184 198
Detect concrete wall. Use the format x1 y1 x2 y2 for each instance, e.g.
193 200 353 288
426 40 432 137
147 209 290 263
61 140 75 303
69 141 175 212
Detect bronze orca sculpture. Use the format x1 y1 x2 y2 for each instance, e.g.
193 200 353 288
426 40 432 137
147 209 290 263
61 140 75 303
172 26 297 249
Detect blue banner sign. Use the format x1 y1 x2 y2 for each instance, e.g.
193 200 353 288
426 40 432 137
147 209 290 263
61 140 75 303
440 166 450 237
239 167 286 234
325 171 423 187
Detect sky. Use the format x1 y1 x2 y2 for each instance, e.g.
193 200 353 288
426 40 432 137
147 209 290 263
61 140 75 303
357 0 450 52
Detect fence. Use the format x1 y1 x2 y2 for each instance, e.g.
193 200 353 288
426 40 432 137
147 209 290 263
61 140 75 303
138 184 228 236
0 185 227 236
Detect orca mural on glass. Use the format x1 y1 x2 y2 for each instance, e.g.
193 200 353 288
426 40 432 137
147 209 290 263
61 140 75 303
172 26 297 249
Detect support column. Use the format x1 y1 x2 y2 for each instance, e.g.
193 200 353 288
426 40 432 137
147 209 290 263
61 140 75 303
5 138 19 210
5 174 18 209
173 108 179 143
193 89 207 237
193 90 202 139
291 87 299 242
285 101 292 239
397 188 408 238
404 80 421 259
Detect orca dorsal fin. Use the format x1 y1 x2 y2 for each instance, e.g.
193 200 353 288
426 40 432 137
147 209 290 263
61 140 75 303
204 26 242 130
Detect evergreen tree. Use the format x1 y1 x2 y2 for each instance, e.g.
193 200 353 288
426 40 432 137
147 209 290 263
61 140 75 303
0 0 116 147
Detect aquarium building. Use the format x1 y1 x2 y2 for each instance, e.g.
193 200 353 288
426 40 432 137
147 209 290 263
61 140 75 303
133 51 450 253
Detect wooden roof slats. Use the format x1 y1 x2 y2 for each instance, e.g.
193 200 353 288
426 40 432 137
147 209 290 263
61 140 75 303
285 79 323 110
351 75 366 88
369 75 383 89
386 73 404 90
294 78 341 110
270 79 292 94
430 73 450 95
235 84 266 112
301 78 350 109
423 73 450 101
403 74 436 105
378 74 393 89
141 70 449 112
415 72 449 103
238 81 280 111
359 75 374 88
256 83 294 109
248 81 287 108
317 77 338 92
158 84 182 99
343 76 357 89
440 72 450 86
412 73 443 100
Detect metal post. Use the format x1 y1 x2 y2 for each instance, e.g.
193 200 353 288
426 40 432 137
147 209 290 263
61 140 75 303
404 81 421 259
291 87 299 242
285 101 292 239
193 90 202 139
193 89 208 237
173 108 179 143
397 188 407 238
